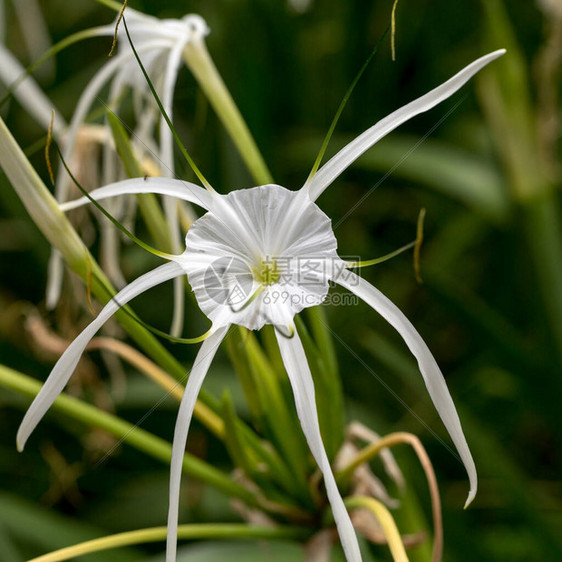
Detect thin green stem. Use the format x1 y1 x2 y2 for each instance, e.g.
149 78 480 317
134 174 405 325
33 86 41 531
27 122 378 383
0 365 255 504
28 523 310 562
0 27 112 111
106 110 173 251
182 39 273 186
54 142 176 261
122 16 214 192
346 241 416 268
303 26 389 186
0 115 275 480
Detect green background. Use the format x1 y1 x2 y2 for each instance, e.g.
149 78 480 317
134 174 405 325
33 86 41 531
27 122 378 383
1 0 561 560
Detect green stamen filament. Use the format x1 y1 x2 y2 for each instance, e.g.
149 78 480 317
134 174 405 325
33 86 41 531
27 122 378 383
253 258 280 286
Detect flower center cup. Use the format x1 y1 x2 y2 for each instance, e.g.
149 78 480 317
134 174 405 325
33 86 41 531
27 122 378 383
253 257 281 286
176 184 342 331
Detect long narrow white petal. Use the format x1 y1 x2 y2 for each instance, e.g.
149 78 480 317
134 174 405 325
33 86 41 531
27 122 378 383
54 51 129 202
158 39 190 338
276 328 361 562
54 40 170 203
166 325 228 562
0 43 66 135
305 50 506 201
59 177 213 212
160 36 186 175
17 261 184 452
169 274 185 338
45 48 142 309
336 270 477 506
165 196 185 337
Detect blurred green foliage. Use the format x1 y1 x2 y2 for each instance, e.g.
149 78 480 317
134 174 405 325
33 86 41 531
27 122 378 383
0 0 561 560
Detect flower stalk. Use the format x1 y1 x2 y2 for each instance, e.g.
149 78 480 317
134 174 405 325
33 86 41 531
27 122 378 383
106 111 173 252
0 114 277 471
87 337 224 437
0 364 255 504
28 523 310 562
182 38 273 186
344 497 409 562
337 432 443 562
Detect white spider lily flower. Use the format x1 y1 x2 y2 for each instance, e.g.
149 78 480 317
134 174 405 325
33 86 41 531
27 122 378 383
18 49 505 561
47 9 210 339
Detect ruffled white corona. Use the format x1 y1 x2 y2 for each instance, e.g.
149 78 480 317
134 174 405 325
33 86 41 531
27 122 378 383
17 49 506 562
178 185 341 330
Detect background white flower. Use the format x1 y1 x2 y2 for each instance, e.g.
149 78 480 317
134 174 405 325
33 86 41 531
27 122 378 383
46 9 210 339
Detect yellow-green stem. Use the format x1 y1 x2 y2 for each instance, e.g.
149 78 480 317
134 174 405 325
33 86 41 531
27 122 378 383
87 337 224 437
337 432 443 562
0 365 255 504
183 39 273 186
0 115 277 475
336 433 409 486
344 496 409 562
28 523 310 562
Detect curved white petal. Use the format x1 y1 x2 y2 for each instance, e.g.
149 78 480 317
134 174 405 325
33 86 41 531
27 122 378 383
166 325 228 562
276 327 361 562
158 40 187 337
159 38 190 338
59 177 213 213
305 49 506 201
159 36 187 175
17 261 184 452
44 43 167 310
0 43 66 136
169 272 186 338
54 40 170 203
336 270 477 506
